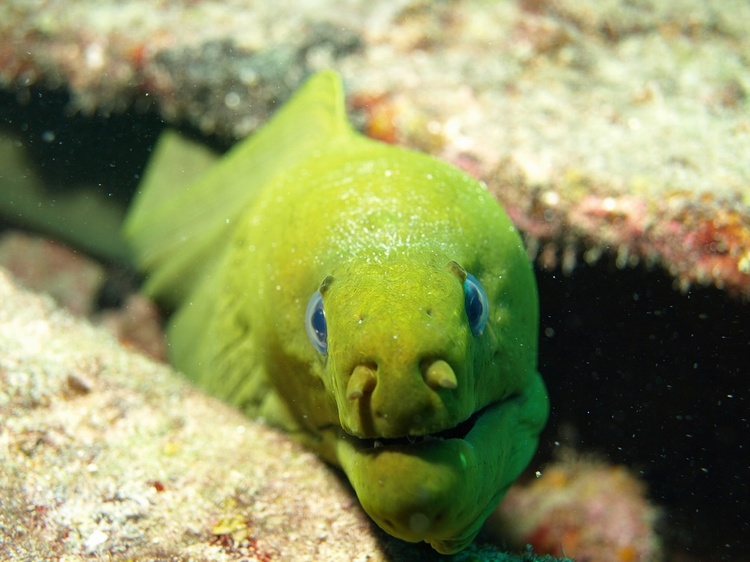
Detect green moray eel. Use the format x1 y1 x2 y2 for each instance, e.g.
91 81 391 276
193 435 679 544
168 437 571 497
125 70 549 554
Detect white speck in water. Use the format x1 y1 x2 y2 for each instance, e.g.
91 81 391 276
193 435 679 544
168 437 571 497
541 190 560 206
602 197 617 212
535 470 542 478
85 43 105 70
224 91 241 108
41 130 55 143
384 169 393 177
239 68 258 85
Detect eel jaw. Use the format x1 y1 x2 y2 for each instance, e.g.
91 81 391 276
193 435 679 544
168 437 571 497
349 399 501 451
327 372 549 554
332 397 518 553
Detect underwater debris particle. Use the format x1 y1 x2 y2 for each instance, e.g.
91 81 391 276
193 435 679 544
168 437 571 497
148 479 166 492
349 92 399 144
210 513 274 561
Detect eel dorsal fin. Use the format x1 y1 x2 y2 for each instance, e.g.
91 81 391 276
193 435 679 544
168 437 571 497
124 70 353 308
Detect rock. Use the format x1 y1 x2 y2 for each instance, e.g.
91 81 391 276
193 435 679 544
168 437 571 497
98 293 168 362
0 230 105 316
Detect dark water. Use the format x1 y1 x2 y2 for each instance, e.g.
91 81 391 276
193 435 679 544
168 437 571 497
1 86 748 562
537 260 750 561
0 87 162 205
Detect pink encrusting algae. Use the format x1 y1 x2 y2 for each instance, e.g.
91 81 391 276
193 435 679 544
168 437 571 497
492 457 662 562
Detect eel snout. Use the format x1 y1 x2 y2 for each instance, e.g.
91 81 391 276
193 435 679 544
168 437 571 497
339 357 469 439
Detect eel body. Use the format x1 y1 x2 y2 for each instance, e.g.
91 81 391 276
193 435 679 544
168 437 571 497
125 71 549 554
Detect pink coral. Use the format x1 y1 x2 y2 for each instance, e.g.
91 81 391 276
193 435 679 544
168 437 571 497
491 456 661 562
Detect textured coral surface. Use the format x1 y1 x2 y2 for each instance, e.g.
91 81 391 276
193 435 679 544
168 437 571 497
494 457 661 562
0 0 748 296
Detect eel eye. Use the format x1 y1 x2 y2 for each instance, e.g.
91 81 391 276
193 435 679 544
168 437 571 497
464 273 489 336
305 290 328 354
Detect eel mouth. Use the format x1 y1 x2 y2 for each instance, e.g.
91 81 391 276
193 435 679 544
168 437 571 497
352 398 508 450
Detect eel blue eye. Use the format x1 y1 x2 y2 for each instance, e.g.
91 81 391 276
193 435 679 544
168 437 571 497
464 273 489 336
305 290 328 354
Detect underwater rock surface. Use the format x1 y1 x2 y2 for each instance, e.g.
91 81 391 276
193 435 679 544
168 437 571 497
0 269 568 561
0 0 748 296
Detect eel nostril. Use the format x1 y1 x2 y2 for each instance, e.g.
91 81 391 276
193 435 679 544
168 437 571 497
422 359 458 390
347 364 377 400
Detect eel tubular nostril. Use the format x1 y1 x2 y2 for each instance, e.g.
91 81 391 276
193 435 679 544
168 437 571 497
347 364 377 400
423 360 458 390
